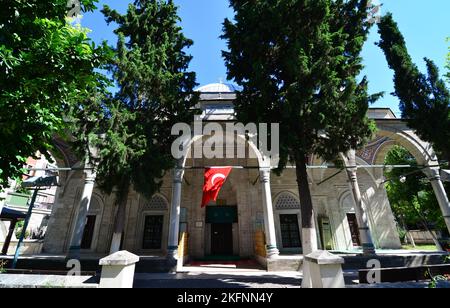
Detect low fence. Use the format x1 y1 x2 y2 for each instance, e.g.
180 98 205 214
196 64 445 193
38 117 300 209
0 240 43 255
407 230 442 245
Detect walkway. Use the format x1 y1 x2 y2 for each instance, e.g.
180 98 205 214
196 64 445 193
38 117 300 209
133 271 301 288
0 273 98 288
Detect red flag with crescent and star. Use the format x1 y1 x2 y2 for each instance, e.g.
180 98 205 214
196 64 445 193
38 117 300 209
201 167 232 208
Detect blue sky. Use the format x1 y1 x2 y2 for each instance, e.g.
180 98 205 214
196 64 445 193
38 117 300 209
81 0 449 117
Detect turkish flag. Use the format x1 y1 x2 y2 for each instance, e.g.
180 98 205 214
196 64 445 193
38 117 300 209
201 167 232 208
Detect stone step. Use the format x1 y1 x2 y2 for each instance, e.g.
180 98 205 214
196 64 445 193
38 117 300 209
136 258 174 273
266 257 302 272
0 257 174 274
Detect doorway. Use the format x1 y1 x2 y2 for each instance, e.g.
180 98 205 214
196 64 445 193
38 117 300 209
280 214 301 249
211 223 233 256
81 215 96 250
347 213 361 247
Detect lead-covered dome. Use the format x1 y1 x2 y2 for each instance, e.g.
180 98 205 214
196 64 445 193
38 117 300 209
196 83 239 93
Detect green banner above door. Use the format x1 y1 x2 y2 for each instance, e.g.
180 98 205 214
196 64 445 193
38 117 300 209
206 206 238 224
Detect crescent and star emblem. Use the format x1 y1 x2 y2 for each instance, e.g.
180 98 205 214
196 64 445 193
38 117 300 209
211 173 226 186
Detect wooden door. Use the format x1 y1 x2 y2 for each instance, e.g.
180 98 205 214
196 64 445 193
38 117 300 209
211 223 233 255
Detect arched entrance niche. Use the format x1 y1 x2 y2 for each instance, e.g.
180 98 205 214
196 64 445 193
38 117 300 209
167 126 281 261
373 120 450 234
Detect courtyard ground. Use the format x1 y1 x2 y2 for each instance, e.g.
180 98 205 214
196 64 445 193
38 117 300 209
1 269 450 288
402 244 439 251
133 271 301 288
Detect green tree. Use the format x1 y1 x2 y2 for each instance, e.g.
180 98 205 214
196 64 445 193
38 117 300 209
385 146 446 233
0 0 109 190
377 14 450 162
446 38 450 83
222 0 378 261
82 0 198 252
385 146 447 251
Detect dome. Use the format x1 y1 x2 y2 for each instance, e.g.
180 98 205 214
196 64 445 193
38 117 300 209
196 83 239 93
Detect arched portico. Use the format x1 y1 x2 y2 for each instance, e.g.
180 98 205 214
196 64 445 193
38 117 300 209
42 137 99 258
373 119 450 234
167 129 280 267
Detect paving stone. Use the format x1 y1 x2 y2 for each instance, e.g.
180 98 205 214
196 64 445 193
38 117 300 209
0 274 98 288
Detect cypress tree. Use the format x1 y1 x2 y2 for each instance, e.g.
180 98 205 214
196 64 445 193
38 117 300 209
82 0 198 252
377 14 450 162
222 0 378 267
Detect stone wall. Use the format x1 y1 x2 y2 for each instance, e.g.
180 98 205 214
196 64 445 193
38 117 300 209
43 170 86 254
0 240 44 255
43 156 402 257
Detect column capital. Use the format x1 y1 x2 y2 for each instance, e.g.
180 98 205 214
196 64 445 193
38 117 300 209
423 166 441 181
260 168 271 183
340 151 358 182
340 150 357 166
84 170 97 185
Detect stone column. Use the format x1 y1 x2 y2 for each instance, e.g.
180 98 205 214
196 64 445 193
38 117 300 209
424 167 450 233
260 168 279 258
341 151 376 255
67 170 97 259
167 167 184 261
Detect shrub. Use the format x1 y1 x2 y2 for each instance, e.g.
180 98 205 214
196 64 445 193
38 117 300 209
0 260 7 274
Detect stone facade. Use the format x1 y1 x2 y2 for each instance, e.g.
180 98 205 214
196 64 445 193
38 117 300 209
42 84 410 258
42 156 403 257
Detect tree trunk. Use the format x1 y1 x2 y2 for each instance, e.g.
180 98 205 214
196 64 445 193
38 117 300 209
295 154 318 288
110 178 130 254
413 204 443 251
401 217 416 247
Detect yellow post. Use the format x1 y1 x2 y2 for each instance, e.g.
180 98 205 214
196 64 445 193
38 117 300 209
254 230 267 257
178 232 189 259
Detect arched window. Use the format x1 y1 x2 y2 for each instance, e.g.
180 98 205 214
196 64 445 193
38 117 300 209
141 195 168 250
275 192 301 249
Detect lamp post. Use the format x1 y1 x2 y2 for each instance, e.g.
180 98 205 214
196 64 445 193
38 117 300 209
11 175 58 269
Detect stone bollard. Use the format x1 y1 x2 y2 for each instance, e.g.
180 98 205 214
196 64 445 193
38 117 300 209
99 251 139 288
304 250 345 288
